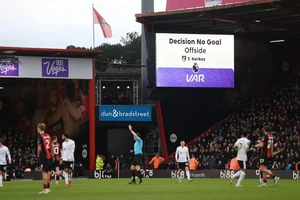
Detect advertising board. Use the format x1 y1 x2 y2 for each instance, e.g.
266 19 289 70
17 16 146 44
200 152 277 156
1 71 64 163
99 105 152 122
4 170 299 181
88 170 300 180
0 56 92 79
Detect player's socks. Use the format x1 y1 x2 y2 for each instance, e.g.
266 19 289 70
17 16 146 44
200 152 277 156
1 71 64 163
46 182 51 193
136 170 142 180
259 171 263 182
177 171 182 182
65 173 69 185
68 174 72 185
56 174 60 184
269 173 278 179
136 170 142 184
186 170 191 180
232 170 242 179
263 177 267 183
236 171 245 186
56 174 60 181
131 170 136 182
0 175 3 186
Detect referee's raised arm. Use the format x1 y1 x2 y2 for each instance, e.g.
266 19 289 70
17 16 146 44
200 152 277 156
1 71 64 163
128 125 139 140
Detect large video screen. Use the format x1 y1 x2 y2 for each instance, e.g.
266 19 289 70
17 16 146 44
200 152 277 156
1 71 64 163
155 33 234 88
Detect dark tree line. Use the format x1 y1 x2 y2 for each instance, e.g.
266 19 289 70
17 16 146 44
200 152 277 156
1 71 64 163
66 32 141 65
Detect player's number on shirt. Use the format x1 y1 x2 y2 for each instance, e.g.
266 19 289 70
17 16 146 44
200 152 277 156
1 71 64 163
45 139 50 149
54 146 59 155
259 159 264 163
238 143 242 150
267 140 273 149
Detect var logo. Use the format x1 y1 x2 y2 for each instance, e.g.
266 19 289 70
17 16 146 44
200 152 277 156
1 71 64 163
186 74 205 82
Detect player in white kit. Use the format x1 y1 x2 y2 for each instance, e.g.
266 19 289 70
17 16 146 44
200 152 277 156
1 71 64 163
175 140 192 182
61 132 75 187
0 139 11 187
230 131 250 187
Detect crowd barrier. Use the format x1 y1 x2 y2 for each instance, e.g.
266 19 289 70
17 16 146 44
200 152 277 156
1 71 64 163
4 170 300 181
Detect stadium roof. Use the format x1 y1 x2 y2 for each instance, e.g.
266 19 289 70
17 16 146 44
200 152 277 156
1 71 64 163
136 0 300 40
0 46 103 58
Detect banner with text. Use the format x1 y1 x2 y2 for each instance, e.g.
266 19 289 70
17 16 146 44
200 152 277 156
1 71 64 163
99 105 152 122
156 33 234 88
166 0 255 11
88 170 300 180
0 56 92 79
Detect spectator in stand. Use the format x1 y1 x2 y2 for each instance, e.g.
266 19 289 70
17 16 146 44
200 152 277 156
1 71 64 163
74 163 85 177
189 155 199 171
119 155 125 169
95 155 104 171
104 164 114 178
109 155 116 170
149 154 164 169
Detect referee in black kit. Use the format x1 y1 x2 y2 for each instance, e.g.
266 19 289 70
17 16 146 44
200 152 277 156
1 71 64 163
128 125 143 185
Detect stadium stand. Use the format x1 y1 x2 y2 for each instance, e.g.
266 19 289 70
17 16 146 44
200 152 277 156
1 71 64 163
0 122 39 175
1 76 300 172
165 75 300 170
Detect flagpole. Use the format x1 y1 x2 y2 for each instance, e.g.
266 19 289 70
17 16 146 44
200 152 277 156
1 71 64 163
92 4 95 49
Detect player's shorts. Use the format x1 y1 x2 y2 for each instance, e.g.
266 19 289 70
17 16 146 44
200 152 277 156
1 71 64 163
131 154 143 166
41 158 52 173
238 160 247 169
52 160 60 169
63 161 74 170
0 165 7 172
178 162 189 170
259 157 269 167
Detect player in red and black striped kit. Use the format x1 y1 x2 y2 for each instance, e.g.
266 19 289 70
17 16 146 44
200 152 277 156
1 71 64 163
52 136 62 185
37 123 54 194
255 138 264 183
255 126 280 187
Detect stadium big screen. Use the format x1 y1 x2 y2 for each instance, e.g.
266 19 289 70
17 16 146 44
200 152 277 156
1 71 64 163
155 33 234 88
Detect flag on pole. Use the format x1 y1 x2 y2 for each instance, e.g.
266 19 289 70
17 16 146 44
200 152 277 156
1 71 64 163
93 8 112 38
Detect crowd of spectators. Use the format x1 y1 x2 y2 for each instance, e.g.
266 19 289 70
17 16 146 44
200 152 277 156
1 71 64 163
90 77 300 172
102 92 133 105
1 76 300 174
0 120 39 175
173 76 300 171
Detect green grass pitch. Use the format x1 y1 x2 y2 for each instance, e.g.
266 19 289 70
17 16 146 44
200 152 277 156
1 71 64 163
0 178 298 200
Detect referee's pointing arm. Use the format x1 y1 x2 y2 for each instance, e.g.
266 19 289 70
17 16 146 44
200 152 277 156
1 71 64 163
128 125 139 141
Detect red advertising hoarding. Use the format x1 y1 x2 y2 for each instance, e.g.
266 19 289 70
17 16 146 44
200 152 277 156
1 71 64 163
166 0 255 11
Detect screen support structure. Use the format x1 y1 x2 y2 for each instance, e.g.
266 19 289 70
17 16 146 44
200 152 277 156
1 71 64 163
95 77 140 105
141 0 154 104
89 58 96 170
